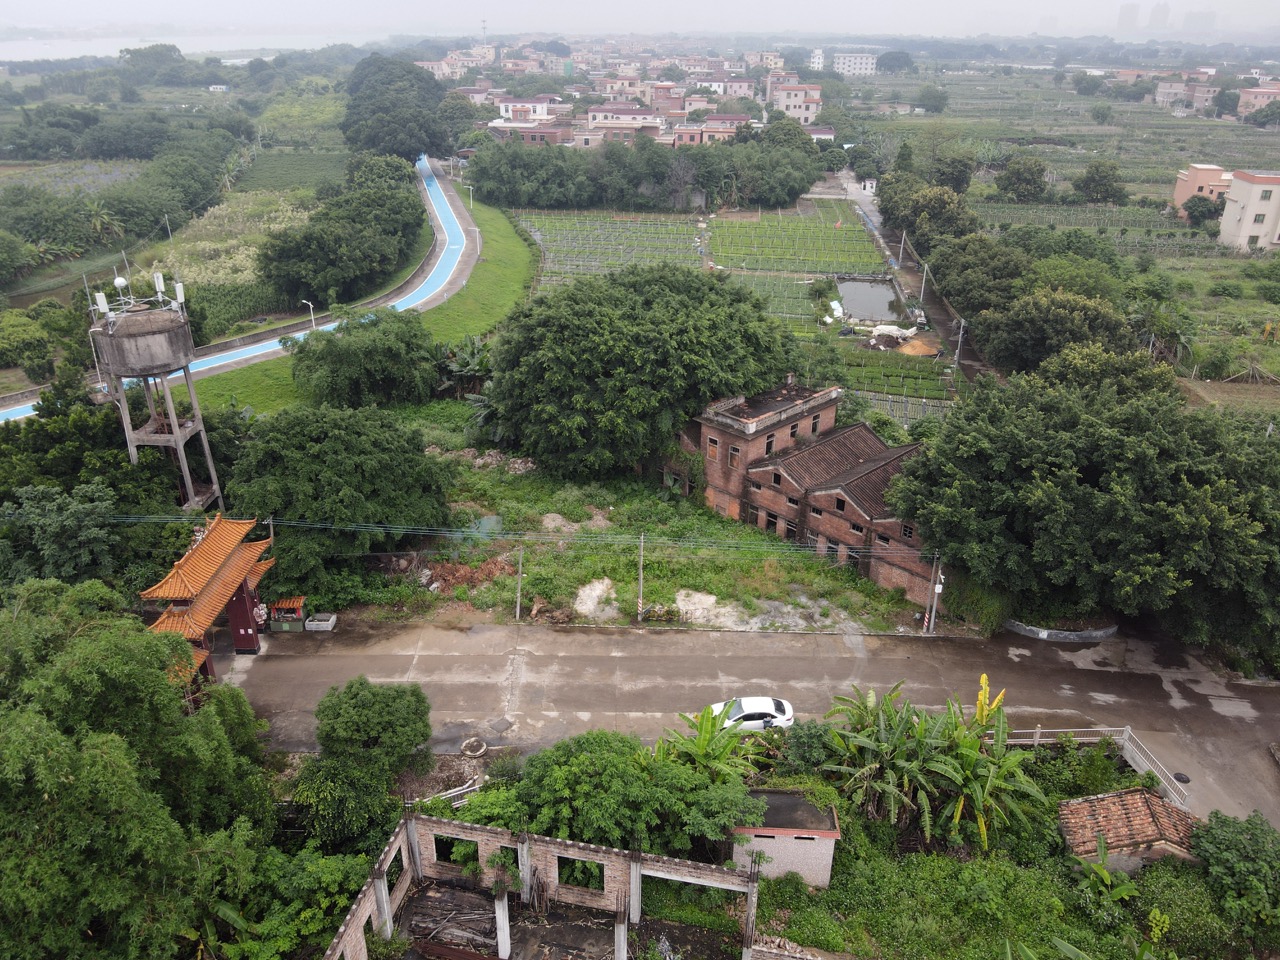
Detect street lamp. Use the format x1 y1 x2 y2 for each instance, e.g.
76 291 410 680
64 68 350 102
301 299 316 331
465 184 474 210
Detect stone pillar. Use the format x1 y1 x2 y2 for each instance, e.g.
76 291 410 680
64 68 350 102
629 851 642 923
495 890 511 959
372 870 393 940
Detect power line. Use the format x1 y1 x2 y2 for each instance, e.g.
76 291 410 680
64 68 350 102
108 514 936 563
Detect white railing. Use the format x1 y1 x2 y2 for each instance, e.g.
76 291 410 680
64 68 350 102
1005 726 1189 808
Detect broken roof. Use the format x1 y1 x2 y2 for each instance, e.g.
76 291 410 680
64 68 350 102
1058 788 1198 859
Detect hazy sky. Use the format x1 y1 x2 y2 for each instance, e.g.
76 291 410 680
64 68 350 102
5 0 1280 49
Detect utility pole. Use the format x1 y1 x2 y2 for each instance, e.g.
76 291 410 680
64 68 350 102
919 262 930 301
925 557 945 636
637 534 645 622
515 545 524 621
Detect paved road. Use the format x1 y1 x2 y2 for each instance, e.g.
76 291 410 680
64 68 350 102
215 619 1280 824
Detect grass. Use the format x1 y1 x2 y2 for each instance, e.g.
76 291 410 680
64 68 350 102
194 355 298 416
414 201 537 343
447 463 907 626
188 199 533 412
235 151 349 192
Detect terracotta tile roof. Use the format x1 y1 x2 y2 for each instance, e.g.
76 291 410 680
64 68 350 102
141 515 262 600
167 645 209 686
815 446 920 519
744 425 921 518
270 596 307 610
747 423 890 488
247 558 276 591
1058 788 1198 858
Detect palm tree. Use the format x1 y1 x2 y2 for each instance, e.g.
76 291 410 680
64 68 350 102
654 704 763 784
84 197 124 243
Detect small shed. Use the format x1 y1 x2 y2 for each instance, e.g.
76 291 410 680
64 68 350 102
269 596 308 632
1058 788 1199 875
732 790 841 887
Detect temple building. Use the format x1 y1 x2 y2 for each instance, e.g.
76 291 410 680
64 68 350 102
142 514 274 679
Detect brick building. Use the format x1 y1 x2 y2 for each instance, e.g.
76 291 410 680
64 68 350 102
677 379 936 606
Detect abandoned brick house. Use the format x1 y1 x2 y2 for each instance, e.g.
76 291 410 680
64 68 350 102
674 378 936 606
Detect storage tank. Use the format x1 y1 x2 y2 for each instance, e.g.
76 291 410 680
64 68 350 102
90 304 194 378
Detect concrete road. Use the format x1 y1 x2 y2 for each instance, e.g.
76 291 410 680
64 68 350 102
215 620 1280 824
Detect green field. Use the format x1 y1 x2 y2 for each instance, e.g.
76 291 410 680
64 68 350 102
710 202 883 274
514 210 703 286
235 150 349 192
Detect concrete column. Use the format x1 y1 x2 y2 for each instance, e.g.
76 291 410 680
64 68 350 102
372 870 393 940
517 834 532 904
495 890 511 959
405 817 424 881
159 375 197 508
183 367 223 510
615 892 629 960
629 852 642 923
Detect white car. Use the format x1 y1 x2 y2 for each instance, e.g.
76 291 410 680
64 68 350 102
707 696 795 732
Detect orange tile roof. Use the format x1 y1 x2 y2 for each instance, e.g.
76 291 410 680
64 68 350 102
247 558 276 591
167 645 209 686
270 596 307 609
150 540 272 640
1058 788 1198 858
141 515 262 600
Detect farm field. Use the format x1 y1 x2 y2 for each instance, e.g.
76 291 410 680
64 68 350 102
234 150 348 192
0 159 143 194
516 200 886 327
514 203 961 401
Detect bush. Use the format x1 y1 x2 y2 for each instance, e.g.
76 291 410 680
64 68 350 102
940 569 1013 636
1206 280 1243 299
784 906 846 952
1191 810 1280 937
1135 858 1238 959
1255 280 1280 304
776 720 832 776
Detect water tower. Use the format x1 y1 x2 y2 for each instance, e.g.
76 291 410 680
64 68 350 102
89 273 224 512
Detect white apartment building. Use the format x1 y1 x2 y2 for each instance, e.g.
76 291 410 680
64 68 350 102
832 53 878 78
771 85 823 125
809 49 825 71
1219 170 1280 252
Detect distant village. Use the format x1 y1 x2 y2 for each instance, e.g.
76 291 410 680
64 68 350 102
417 43 886 148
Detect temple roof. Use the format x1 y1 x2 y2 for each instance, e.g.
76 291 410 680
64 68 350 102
141 515 262 600
144 514 272 641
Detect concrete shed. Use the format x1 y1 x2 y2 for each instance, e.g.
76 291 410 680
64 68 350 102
733 790 841 888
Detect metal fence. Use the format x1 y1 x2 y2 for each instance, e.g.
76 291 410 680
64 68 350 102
1006 726 1189 808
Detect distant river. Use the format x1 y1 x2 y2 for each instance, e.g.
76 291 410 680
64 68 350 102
0 29 399 63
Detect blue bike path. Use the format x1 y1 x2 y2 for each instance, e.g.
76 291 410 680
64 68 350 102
0 158 464 423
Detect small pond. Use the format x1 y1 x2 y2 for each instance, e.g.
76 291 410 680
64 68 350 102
837 279 907 324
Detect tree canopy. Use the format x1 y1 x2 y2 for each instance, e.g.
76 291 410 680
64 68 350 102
890 346 1280 666
1071 158 1128 205
487 265 790 477
283 307 443 407
226 405 454 596
994 155 1049 203
972 288 1133 373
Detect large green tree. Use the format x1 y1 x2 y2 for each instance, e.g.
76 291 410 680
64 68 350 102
0 579 278 959
889 346 1280 664
283 308 443 408
314 675 433 780
994 155 1049 203
487 265 789 477
973 288 1134 373
1071 159 1127 205
227 405 454 595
